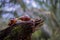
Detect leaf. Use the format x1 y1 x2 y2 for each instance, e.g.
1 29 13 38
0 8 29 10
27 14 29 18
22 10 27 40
17 0 26 11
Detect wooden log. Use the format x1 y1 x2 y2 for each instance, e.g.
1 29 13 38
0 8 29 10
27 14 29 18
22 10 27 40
0 18 44 40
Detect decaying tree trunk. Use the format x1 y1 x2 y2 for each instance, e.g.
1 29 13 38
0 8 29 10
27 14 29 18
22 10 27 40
0 17 44 40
